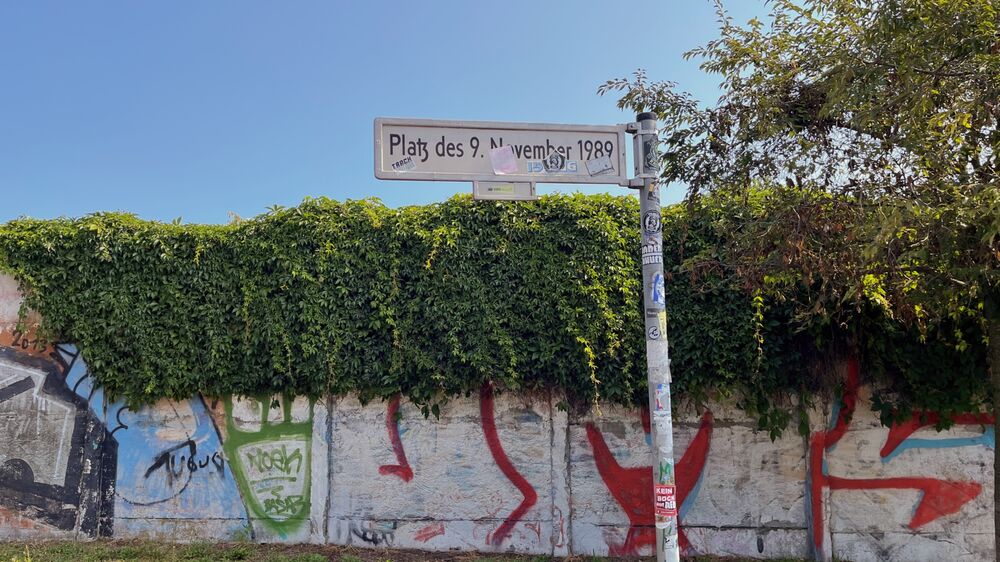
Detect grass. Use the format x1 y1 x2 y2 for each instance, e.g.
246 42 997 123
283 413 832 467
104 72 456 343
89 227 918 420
0 541 819 562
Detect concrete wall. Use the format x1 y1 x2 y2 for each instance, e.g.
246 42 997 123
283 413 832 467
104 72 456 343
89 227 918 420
0 276 993 561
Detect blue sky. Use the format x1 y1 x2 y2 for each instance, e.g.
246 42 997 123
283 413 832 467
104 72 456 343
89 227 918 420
0 1 768 224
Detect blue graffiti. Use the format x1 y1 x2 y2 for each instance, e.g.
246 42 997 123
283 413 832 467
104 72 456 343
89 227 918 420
882 427 995 464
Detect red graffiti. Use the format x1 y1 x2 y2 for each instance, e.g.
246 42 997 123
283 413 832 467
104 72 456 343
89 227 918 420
585 410 714 556
828 476 981 528
881 412 994 459
413 522 445 543
480 383 538 546
378 395 414 482
808 358 982 552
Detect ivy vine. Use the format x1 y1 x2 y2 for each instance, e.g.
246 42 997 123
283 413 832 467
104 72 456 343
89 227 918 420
0 194 988 435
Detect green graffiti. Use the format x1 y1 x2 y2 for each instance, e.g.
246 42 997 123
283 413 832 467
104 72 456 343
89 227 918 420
223 394 315 538
658 460 673 484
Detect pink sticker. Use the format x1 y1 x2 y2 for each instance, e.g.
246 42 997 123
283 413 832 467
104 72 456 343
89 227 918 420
489 145 518 174
655 484 677 517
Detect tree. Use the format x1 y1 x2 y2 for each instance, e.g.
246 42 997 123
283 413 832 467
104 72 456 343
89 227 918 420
602 0 1000 555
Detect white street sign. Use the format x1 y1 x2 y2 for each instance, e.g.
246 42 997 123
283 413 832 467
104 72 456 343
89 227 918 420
374 118 628 185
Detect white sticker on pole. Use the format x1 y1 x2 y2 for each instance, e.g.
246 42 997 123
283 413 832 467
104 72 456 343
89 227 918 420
642 237 663 265
654 383 670 414
651 272 666 307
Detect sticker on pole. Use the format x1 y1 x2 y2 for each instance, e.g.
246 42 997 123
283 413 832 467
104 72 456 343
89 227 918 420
655 484 677 517
647 325 661 340
651 272 665 307
641 237 662 265
642 210 662 235
654 383 670 413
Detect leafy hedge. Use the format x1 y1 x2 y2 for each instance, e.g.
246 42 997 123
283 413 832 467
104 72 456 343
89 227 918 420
0 194 988 433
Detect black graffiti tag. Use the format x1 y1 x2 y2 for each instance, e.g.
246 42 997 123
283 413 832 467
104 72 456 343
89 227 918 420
350 520 397 546
144 439 225 485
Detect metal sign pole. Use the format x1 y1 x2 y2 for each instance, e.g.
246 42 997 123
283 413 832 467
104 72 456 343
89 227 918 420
633 111 680 562
373 113 680 559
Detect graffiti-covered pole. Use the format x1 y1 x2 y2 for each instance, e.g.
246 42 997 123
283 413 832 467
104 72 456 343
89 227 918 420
633 111 680 561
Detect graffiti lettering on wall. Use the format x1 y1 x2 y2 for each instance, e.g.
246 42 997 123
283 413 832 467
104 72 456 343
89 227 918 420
111 394 249 541
806 358 985 555
6 329 50 355
480 383 539 547
0 337 117 537
1 318 253 539
350 520 397 546
413 522 446 543
880 411 995 462
585 409 713 556
375 389 543 547
221 395 314 538
144 439 226 486
378 395 414 482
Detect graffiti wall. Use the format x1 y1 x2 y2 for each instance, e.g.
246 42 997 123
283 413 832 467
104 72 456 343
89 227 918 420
0 276 993 561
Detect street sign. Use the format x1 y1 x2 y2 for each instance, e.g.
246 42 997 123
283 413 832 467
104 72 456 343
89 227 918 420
374 118 628 186
472 181 537 201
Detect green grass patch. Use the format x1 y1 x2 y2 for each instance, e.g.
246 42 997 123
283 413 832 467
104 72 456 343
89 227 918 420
0 540 826 562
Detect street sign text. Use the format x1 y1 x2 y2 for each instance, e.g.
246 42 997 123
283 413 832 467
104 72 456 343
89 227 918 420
374 118 627 185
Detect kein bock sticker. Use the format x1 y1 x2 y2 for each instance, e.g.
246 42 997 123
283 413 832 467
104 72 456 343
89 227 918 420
655 484 677 517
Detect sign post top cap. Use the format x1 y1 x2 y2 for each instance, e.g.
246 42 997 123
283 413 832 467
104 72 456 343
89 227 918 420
636 111 657 122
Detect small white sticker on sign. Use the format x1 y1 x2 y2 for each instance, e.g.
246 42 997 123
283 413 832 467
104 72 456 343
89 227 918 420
586 155 614 176
390 155 417 172
489 145 518 175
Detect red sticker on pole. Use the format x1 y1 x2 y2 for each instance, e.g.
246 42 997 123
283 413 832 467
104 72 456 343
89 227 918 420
655 484 677 517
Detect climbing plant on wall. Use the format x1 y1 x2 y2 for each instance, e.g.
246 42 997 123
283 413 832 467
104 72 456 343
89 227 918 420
0 194 988 437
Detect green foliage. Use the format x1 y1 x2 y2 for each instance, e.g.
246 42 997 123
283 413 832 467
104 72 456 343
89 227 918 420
0 194 806 429
0 193 986 435
602 0 999 424
864 312 990 424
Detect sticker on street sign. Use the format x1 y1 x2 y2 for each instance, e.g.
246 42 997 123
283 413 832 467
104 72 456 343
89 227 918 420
473 181 537 201
375 118 628 185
